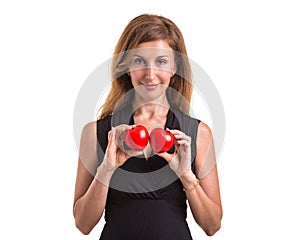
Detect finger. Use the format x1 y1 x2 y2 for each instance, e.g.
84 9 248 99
176 139 191 147
174 134 191 142
107 128 117 153
168 129 191 140
114 124 135 143
115 149 127 167
176 138 191 146
114 125 128 135
108 128 115 143
114 124 135 132
113 125 129 149
168 129 184 135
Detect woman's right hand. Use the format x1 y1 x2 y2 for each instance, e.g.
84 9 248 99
100 124 143 173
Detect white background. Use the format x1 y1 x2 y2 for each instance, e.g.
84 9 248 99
1 0 300 239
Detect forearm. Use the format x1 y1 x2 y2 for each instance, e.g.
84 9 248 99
180 171 222 236
73 165 114 235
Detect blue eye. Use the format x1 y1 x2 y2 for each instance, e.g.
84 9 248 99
156 59 167 65
134 58 146 65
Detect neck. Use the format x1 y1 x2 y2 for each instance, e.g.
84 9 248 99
132 94 170 118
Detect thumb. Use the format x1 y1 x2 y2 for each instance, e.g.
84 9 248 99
107 128 117 150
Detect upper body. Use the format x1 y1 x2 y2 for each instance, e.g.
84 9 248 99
73 14 222 238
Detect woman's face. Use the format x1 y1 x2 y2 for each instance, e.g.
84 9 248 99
128 40 176 102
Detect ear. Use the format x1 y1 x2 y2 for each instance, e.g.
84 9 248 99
171 64 177 77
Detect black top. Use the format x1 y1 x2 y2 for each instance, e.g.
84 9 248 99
96 105 200 240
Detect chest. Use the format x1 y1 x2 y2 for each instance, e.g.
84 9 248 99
133 115 168 159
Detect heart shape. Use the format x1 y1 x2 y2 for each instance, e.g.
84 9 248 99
124 125 149 151
149 128 175 153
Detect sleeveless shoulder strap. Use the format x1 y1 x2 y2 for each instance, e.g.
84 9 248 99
96 116 112 165
169 106 200 173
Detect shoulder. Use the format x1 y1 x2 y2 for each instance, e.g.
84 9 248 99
79 121 100 176
80 115 111 142
83 121 97 130
80 121 98 152
195 122 215 175
197 122 213 141
81 121 97 139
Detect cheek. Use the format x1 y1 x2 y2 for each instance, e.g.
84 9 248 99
130 70 144 79
130 71 144 85
158 72 171 84
129 69 171 85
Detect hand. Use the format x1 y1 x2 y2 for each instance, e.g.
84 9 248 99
157 129 192 177
101 124 143 173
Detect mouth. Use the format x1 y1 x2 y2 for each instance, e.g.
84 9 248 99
142 84 159 90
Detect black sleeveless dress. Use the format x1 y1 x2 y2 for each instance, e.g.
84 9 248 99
96 105 200 240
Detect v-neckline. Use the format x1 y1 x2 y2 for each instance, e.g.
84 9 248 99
128 107 172 129
128 108 172 161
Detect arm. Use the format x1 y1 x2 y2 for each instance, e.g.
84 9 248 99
158 122 222 235
73 160 113 234
180 122 222 236
73 123 141 235
73 122 114 235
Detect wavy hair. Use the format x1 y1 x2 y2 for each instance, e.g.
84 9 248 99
98 14 193 119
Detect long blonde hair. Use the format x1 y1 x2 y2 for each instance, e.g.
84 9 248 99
98 14 193 119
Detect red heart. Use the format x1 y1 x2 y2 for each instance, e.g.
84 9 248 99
149 128 175 153
124 125 149 150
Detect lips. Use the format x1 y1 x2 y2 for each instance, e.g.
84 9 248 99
143 84 159 90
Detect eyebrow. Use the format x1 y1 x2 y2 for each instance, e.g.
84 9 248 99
133 54 170 58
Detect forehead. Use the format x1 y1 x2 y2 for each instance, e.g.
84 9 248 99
133 40 174 58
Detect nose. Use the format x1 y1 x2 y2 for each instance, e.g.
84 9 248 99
145 66 156 80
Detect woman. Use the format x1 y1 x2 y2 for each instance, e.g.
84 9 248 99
73 14 222 239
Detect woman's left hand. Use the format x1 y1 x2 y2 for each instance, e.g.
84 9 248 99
157 129 192 177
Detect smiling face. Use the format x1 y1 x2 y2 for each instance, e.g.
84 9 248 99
128 40 176 103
